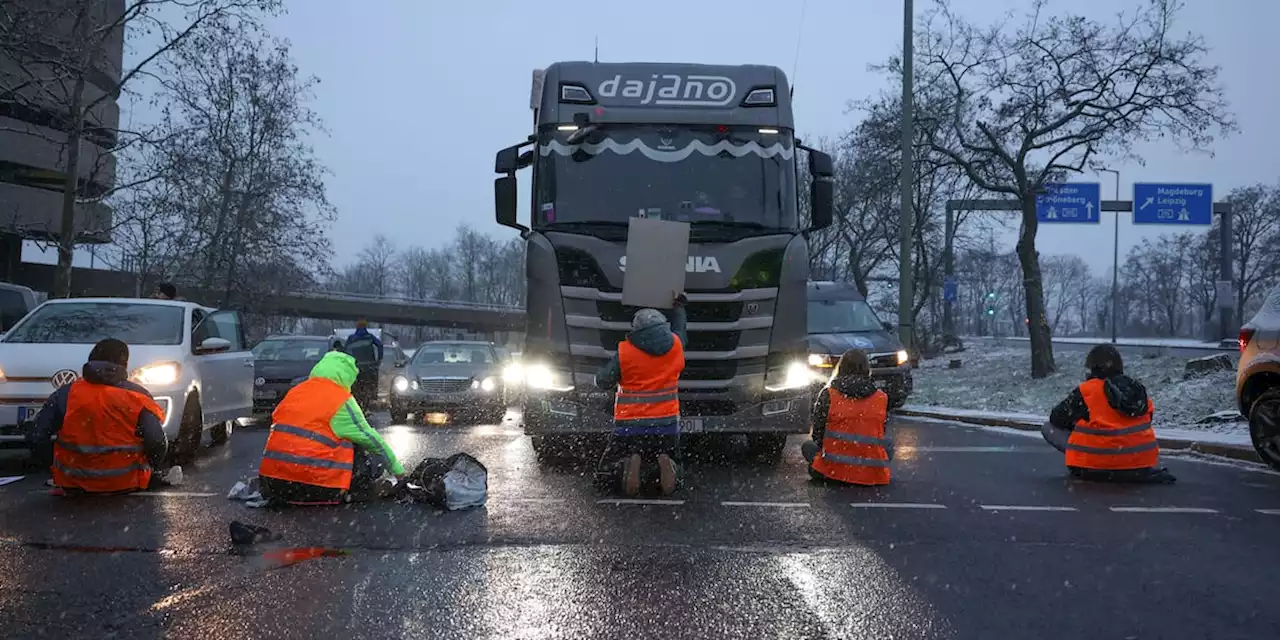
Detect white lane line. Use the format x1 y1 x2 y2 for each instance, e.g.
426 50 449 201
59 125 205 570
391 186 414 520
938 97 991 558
503 497 567 504
980 504 1077 512
900 446 1028 453
1255 509 1280 515
1109 506 1218 514
721 501 810 508
850 502 947 509
597 498 686 506
130 491 218 498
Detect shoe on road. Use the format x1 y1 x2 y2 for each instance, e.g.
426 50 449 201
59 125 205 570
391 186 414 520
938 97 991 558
656 454 677 495
622 454 642 497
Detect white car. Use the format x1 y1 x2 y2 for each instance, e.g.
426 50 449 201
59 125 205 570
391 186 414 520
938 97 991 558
0 297 254 459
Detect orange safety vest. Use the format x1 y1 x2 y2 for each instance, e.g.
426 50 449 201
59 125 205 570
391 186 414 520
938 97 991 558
810 386 891 485
613 336 684 423
53 380 164 493
1065 378 1158 471
259 377 356 490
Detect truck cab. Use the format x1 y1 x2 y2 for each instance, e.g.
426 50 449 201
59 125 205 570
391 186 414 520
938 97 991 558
492 61 834 461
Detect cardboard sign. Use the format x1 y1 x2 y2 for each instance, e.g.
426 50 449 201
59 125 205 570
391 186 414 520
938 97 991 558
621 217 690 309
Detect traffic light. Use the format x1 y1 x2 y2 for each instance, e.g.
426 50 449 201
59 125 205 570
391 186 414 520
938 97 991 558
985 292 997 315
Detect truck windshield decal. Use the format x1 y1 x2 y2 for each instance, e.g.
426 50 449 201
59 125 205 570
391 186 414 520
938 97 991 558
539 138 794 163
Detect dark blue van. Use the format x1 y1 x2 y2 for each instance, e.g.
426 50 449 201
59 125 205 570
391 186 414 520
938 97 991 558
807 281 913 408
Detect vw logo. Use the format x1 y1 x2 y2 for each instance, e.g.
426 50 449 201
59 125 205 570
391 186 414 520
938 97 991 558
746 302 760 314
51 369 78 388
254 377 265 387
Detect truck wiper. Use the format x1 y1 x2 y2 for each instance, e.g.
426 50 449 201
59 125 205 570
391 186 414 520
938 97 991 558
542 221 630 230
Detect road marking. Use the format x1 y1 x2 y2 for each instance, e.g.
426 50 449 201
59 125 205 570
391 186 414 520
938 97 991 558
597 498 686 506
504 497 567 504
130 491 218 498
1109 506 1218 514
849 502 946 509
721 501 810 508
900 446 1028 453
1255 509 1280 515
980 505 1077 512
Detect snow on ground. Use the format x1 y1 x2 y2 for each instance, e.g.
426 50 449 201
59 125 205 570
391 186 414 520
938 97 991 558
912 347 1243 436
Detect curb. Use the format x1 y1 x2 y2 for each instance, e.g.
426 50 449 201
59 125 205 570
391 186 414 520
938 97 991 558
896 408 1262 464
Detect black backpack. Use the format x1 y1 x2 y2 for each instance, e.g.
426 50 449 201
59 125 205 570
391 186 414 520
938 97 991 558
402 453 488 510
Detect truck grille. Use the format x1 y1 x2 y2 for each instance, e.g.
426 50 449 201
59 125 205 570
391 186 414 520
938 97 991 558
599 330 741 352
419 378 471 393
574 356 737 382
596 300 744 323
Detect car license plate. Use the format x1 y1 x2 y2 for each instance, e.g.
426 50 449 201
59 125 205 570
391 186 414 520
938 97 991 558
16 406 39 422
683 418 703 433
254 390 277 400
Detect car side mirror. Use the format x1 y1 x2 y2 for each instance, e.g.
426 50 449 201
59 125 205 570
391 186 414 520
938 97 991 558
393 359 406 368
196 337 232 354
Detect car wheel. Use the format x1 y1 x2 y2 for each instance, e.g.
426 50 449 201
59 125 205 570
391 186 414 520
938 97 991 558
746 433 788 463
889 395 908 410
210 419 233 445
1249 389 1280 471
389 405 409 424
170 396 203 464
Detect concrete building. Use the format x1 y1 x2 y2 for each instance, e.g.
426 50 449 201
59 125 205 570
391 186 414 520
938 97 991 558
0 0 123 280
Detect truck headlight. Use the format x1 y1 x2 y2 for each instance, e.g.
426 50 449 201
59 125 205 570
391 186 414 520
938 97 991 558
807 353 828 367
896 349 909 366
472 376 497 392
131 362 181 386
502 362 524 385
393 376 409 392
766 361 812 392
525 364 574 392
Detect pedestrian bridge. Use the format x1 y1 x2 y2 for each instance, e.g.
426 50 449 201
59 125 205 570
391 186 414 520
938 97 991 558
9 263 525 331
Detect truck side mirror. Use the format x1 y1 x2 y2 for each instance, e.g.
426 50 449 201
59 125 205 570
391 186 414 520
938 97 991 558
495 175 524 232
806 149 834 231
495 146 520 174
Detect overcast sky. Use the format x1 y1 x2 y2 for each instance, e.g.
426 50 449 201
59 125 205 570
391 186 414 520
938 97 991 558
37 0 1280 281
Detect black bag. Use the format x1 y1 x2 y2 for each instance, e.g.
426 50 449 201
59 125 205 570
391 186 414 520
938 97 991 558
403 453 488 510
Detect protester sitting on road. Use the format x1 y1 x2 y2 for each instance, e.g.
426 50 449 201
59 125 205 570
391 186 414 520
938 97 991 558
802 349 893 485
26 338 182 495
595 291 688 496
1042 343 1176 483
258 350 405 505
152 282 177 300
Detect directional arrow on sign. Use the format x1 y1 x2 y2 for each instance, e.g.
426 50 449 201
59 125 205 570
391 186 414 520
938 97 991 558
1085 202 1094 219
1140 197 1154 210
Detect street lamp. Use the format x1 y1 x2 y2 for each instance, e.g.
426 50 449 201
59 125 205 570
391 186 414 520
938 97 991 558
1098 167 1120 343
898 0 915 354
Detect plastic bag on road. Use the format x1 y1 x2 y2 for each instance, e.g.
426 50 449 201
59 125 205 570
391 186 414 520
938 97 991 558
403 453 487 510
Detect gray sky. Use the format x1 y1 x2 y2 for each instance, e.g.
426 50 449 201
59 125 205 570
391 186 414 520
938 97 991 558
37 0 1280 282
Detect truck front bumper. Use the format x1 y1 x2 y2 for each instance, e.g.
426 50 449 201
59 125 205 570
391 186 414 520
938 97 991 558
520 388 811 435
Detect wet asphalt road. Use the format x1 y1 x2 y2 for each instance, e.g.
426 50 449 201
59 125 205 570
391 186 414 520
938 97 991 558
2 413 1280 639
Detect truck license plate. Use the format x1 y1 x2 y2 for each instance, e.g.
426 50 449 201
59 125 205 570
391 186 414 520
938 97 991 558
16 406 39 422
253 390 277 400
683 418 703 433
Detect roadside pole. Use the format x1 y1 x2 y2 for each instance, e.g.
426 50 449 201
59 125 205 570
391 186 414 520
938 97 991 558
897 0 916 354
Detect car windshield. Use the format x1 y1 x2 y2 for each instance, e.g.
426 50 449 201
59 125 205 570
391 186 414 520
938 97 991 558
412 343 495 365
2 302 185 345
252 338 329 361
808 299 885 334
534 124 797 237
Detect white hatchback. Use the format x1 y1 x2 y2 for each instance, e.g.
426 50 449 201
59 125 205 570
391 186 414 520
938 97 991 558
0 298 254 458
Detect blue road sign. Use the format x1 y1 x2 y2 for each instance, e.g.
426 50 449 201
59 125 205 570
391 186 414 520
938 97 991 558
943 276 958 302
1132 183 1213 225
1035 183 1101 224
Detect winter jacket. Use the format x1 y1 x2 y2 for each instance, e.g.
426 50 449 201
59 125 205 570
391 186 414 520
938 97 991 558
1049 373 1153 433
27 360 168 469
594 306 688 390
304 351 404 475
811 373 894 460
347 328 384 363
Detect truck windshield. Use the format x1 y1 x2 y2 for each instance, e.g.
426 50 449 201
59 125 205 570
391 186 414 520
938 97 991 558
534 124 797 234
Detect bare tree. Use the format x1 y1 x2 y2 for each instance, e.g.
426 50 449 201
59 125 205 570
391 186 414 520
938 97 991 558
1041 254 1091 334
1223 184 1280 315
355 234 397 297
902 0 1235 376
0 0 281 297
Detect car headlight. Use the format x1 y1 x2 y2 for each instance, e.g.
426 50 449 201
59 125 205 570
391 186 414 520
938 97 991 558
393 375 409 393
471 376 498 392
766 361 812 392
807 353 828 367
502 362 524 385
131 362 181 386
525 363 574 392
896 349 909 366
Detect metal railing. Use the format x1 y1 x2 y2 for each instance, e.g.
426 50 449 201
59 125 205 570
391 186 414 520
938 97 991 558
294 289 524 313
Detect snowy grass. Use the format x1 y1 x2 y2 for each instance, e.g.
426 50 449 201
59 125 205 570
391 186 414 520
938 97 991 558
913 347 1242 435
